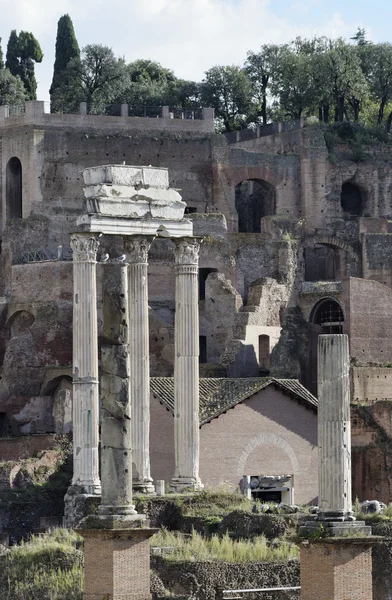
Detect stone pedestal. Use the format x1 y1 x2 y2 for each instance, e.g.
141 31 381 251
171 238 203 491
300 539 375 600
69 233 101 495
80 528 156 600
125 237 155 495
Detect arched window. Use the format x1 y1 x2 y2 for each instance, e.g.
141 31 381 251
258 334 270 372
6 157 22 219
307 298 345 394
311 298 344 334
235 179 276 233
341 182 362 217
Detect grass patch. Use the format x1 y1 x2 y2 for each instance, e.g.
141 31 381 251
0 529 83 600
150 528 299 563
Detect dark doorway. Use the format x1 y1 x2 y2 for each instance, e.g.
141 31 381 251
6 157 22 219
199 336 207 363
235 179 276 233
304 245 339 282
0 413 8 437
258 335 270 373
185 206 197 214
307 298 344 394
341 182 362 217
199 268 219 300
252 490 282 502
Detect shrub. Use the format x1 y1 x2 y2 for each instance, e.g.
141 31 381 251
150 528 298 563
0 529 83 600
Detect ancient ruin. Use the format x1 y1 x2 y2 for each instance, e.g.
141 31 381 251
1 100 392 518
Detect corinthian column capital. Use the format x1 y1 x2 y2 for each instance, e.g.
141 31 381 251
173 238 200 266
70 233 100 262
124 236 153 264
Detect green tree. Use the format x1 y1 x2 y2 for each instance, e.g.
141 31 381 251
0 38 4 70
270 41 316 120
200 65 252 132
6 30 19 75
362 43 392 124
61 44 128 113
0 68 26 106
5 30 43 99
245 45 279 125
50 14 80 112
351 28 370 46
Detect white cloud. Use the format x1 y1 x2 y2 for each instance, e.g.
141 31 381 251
0 0 358 101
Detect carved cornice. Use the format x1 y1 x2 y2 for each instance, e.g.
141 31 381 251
70 234 100 262
124 237 153 264
173 238 200 266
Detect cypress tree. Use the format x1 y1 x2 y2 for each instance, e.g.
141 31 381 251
50 15 80 112
6 30 20 77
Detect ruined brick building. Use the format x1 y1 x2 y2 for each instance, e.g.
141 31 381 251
0 101 392 502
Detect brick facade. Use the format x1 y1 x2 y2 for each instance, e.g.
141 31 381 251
81 529 153 600
300 541 373 600
150 385 318 503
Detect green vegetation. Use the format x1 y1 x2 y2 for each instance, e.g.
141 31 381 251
50 15 80 112
5 30 43 99
0 529 83 600
150 529 299 563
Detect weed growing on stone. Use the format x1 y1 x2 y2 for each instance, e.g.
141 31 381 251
150 528 299 563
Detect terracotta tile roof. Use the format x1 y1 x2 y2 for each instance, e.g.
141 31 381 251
150 377 317 426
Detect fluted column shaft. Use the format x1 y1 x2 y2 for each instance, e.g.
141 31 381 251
171 238 203 491
125 237 155 494
70 233 101 494
318 334 352 520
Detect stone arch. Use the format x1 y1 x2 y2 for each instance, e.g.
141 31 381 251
235 179 276 232
236 433 301 477
6 157 22 219
227 165 282 190
7 310 35 337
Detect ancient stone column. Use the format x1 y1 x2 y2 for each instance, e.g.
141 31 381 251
70 233 101 495
318 334 352 521
171 238 203 491
98 261 137 519
125 236 155 494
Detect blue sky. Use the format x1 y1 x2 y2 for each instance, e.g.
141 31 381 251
0 0 387 102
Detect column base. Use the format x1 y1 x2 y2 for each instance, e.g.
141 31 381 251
63 485 101 529
299 520 372 537
133 479 156 495
79 527 157 600
77 505 147 531
300 538 376 600
170 476 204 492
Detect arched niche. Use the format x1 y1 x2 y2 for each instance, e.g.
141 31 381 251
235 179 276 233
258 334 270 373
6 157 22 219
341 182 362 217
9 310 35 337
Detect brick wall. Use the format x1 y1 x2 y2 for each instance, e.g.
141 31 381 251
300 542 373 600
0 433 59 460
150 385 318 503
